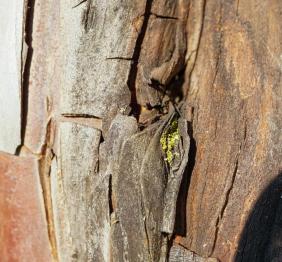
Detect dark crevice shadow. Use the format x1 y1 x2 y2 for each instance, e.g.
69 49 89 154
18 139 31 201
235 172 282 262
127 0 153 119
17 0 36 155
173 120 197 236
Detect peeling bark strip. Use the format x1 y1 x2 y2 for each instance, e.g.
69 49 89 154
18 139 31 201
161 115 190 234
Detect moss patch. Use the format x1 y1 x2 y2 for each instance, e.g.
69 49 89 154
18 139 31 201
160 118 180 166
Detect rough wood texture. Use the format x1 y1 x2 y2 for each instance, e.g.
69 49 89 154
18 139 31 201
0 152 52 261
113 122 169 261
2 0 281 261
60 0 146 122
136 0 188 107
110 110 190 261
178 1 282 261
0 0 24 153
169 244 218 262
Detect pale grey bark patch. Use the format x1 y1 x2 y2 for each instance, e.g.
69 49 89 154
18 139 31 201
60 0 146 120
0 0 24 153
51 122 103 261
98 114 138 262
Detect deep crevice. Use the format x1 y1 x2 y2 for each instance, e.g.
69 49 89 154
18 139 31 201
109 175 113 215
174 118 197 236
127 0 153 119
20 0 35 153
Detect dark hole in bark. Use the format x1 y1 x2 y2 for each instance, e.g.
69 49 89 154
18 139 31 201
99 133 104 143
166 68 185 105
148 68 186 110
235 172 282 262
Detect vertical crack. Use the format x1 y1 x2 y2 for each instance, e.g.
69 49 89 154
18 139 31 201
108 174 114 215
174 116 197 236
236 0 240 16
38 119 59 261
211 2 223 90
127 0 153 119
211 158 239 256
20 0 35 148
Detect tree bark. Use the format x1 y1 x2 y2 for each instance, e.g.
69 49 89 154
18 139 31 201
0 0 281 262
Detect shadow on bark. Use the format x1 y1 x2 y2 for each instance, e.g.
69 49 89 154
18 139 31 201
174 120 196 236
235 172 282 262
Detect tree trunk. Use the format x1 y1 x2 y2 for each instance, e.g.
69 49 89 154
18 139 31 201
0 0 281 261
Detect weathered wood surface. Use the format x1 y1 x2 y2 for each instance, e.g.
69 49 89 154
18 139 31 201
177 0 282 261
1 0 282 261
0 0 25 153
0 152 52 261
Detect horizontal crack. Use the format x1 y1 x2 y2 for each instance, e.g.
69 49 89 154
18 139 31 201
106 57 133 61
150 13 178 20
61 113 102 119
58 115 102 130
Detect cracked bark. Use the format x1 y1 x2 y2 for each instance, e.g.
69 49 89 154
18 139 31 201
1 0 282 262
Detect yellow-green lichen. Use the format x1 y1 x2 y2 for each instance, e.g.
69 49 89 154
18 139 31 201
160 118 180 165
